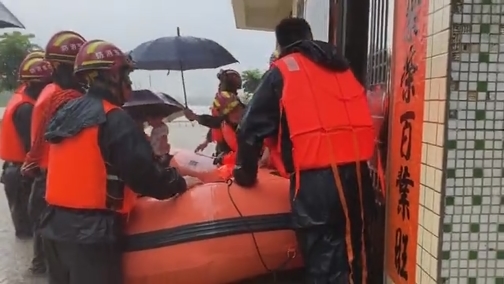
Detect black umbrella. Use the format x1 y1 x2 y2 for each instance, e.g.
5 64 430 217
0 2 24 29
123 89 185 122
129 27 238 107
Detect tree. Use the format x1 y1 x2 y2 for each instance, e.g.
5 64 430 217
0 31 40 92
241 69 263 94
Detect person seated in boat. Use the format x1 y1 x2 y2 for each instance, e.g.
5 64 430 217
40 40 192 284
146 115 171 156
232 18 375 284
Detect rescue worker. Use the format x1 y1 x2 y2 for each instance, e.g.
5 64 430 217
0 53 52 239
233 18 375 283
21 31 87 275
40 40 188 284
184 69 242 157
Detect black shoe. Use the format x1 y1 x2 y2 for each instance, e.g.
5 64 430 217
28 265 47 275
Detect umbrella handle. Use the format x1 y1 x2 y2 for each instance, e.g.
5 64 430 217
180 69 188 108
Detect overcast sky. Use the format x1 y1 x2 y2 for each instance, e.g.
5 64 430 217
3 0 275 105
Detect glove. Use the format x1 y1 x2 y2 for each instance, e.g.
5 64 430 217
233 165 257 188
158 167 189 199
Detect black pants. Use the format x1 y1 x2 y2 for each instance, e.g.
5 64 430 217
1 163 32 236
44 239 123 284
29 173 48 269
291 165 374 284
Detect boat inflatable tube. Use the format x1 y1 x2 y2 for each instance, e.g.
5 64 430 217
123 153 303 284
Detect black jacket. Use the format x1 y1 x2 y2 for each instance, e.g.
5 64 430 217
39 86 187 244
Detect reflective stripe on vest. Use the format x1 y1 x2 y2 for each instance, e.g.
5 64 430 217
272 53 375 170
31 83 62 168
0 92 35 162
46 100 137 214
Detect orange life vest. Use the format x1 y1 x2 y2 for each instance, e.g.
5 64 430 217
30 83 61 169
221 121 237 151
0 91 35 162
210 108 224 142
273 53 375 173
46 100 137 214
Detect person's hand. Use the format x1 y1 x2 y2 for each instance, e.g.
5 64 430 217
20 162 40 178
195 141 209 153
233 166 257 188
183 176 203 188
183 108 198 121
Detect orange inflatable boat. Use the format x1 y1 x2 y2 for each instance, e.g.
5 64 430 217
123 150 303 284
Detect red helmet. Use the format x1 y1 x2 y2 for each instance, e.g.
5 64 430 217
24 50 45 61
218 69 242 90
73 40 133 75
213 91 240 116
18 57 53 83
45 31 86 64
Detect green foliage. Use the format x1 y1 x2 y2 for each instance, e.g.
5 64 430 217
0 31 40 93
241 68 264 94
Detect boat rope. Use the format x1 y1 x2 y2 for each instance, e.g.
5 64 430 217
225 179 296 282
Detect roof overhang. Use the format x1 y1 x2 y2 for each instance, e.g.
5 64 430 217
231 0 295 31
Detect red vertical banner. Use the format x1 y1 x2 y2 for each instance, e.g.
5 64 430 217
385 0 428 283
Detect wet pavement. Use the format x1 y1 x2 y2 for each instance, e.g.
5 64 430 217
0 122 209 284
0 175 47 284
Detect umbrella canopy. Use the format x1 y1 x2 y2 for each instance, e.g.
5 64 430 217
0 2 24 29
129 36 238 71
123 89 185 122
